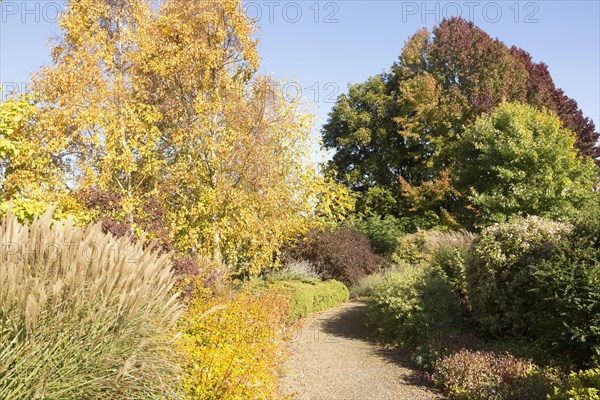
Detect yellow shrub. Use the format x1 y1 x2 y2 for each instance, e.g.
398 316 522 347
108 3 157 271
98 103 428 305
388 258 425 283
175 284 291 399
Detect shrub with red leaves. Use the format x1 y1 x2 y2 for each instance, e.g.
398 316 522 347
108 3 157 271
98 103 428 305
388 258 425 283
286 227 386 287
77 187 173 252
431 349 559 400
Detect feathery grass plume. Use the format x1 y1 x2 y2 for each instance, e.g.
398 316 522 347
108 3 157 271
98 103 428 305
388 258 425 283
393 229 478 267
266 259 322 282
0 210 183 399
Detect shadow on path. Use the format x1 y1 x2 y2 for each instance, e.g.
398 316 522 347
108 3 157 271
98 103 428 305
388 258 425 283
320 301 437 390
279 301 444 400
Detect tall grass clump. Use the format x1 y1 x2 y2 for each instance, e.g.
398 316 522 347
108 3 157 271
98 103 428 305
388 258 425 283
350 267 401 298
393 229 478 267
0 211 182 399
266 259 321 281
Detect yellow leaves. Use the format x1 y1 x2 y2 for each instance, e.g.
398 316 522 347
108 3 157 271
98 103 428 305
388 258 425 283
0 95 70 216
143 18 320 272
175 283 291 399
313 178 356 225
9 0 338 274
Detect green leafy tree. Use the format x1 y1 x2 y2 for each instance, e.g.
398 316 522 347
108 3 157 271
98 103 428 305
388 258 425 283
455 102 598 226
345 214 406 255
322 75 405 215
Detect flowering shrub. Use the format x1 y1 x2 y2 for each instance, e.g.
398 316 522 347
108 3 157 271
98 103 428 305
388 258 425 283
431 349 558 400
175 284 291 400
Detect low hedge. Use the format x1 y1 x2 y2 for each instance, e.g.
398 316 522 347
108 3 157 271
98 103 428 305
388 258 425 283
274 279 349 321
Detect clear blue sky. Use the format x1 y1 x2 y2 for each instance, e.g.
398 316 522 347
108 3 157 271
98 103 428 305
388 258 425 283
1 1 599 155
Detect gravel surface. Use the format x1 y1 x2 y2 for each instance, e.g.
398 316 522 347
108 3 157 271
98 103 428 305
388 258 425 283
278 301 444 400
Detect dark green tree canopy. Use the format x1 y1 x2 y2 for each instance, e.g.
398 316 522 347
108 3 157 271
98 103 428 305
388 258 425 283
323 74 399 193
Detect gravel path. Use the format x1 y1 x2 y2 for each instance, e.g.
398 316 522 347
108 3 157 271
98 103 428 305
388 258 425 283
278 301 443 400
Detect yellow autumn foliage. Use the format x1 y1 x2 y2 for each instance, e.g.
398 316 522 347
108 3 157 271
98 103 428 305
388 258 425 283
4 0 348 273
175 284 291 399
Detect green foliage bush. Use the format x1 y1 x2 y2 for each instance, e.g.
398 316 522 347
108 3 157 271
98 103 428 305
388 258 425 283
364 211 600 399
0 211 182 399
533 210 600 367
366 230 476 347
393 229 477 310
551 368 600 400
346 214 406 255
275 279 349 321
392 230 435 266
456 102 599 227
366 265 467 347
468 213 600 367
467 216 571 338
286 226 386 286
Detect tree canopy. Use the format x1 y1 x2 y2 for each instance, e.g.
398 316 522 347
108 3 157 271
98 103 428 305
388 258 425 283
323 17 599 229
455 102 598 226
1 0 352 273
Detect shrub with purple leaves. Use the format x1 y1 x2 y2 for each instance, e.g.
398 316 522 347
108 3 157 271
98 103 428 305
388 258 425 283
431 349 559 400
286 226 387 286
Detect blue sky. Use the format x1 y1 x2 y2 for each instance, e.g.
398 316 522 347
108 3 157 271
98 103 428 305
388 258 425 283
1 1 599 155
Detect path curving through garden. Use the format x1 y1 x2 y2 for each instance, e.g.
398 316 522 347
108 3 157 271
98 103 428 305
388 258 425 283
278 301 444 400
